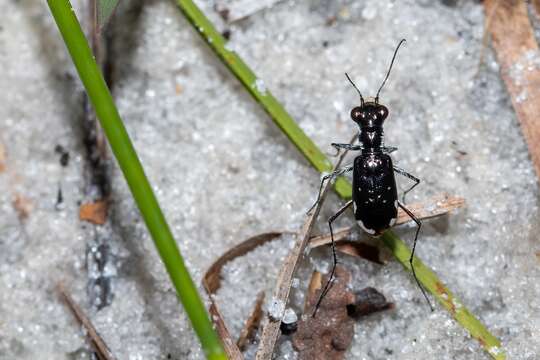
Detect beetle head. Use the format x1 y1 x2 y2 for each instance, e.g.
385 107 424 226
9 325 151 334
350 102 388 129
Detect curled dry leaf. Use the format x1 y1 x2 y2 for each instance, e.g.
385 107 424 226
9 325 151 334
203 231 293 360
237 291 265 351
79 200 109 225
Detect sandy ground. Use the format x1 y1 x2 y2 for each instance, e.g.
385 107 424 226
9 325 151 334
0 0 539 359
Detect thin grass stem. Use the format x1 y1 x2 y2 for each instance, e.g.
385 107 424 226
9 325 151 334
46 1 226 358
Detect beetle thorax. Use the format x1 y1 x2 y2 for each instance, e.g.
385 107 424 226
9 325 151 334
359 127 384 150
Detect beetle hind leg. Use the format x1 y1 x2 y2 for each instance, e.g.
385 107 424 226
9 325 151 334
312 200 353 317
397 201 434 311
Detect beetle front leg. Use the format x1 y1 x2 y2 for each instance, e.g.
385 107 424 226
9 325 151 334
306 165 353 214
331 143 363 152
393 165 420 203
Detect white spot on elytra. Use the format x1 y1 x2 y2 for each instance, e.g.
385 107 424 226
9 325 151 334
389 217 397 226
394 200 398 209
353 201 357 213
357 220 375 235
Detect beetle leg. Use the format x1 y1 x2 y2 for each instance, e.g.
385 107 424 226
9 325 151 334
306 165 353 214
331 143 363 152
313 200 353 317
397 201 434 311
382 146 398 153
393 165 420 203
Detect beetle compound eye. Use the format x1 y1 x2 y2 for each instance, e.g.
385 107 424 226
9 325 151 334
351 106 364 121
378 106 388 119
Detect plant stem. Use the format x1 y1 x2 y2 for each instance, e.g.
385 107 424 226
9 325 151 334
46 1 226 358
173 1 506 358
174 0 351 199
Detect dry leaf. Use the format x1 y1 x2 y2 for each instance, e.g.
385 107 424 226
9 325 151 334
175 83 183 94
13 193 33 219
0 142 6 173
292 267 355 360
347 287 394 319
335 241 383 264
79 200 108 225
237 291 265 351
484 0 540 179
203 232 289 359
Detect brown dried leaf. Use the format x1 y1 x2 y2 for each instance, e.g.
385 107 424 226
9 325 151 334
304 270 322 312
79 200 108 225
237 291 265 351
175 83 183 95
532 0 540 18
203 231 290 360
13 193 33 220
484 0 540 180
0 142 6 173
347 287 394 319
335 241 383 265
292 267 355 360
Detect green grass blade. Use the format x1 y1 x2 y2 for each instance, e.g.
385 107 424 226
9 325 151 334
173 1 505 358
46 1 226 359
175 0 351 199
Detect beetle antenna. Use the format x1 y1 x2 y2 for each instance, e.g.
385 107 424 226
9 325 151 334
375 39 406 103
345 73 364 106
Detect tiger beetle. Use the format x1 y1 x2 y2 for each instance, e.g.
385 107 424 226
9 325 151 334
310 39 434 315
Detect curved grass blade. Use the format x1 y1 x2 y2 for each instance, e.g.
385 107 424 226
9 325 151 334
175 0 351 199
172 1 506 358
46 1 226 359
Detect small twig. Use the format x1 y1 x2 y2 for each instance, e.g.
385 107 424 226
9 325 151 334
207 302 244 360
309 193 465 248
237 291 266 351
57 283 116 360
255 135 355 360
